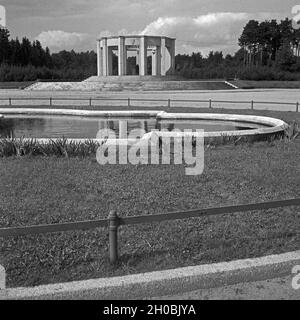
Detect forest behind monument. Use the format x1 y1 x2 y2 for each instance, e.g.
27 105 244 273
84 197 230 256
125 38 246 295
1 18 300 81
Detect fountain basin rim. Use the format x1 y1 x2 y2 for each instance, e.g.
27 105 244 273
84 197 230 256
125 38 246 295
0 108 288 141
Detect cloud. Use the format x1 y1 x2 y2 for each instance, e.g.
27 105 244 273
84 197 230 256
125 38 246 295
97 12 278 55
35 11 280 54
141 12 274 55
93 13 252 55
36 30 94 52
0 5 6 28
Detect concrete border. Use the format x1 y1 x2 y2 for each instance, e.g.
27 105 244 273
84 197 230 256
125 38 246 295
0 250 299 300
0 109 288 142
156 112 288 138
0 108 159 118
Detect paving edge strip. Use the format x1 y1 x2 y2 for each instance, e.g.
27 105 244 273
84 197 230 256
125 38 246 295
0 250 299 300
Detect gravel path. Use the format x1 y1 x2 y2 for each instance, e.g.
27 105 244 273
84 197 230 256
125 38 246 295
0 89 299 111
149 275 300 300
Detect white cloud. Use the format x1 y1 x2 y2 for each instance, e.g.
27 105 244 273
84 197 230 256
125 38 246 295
0 5 6 28
141 12 274 55
36 30 94 52
96 12 276 55
35 12 279 55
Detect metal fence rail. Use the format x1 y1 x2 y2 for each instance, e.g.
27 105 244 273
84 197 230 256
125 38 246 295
1 198 299 263
0 97 299 111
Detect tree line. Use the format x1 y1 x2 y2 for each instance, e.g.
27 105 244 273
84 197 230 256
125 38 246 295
238 18 300 67
175 18 300 80
0 27 97 81
1 17 300 82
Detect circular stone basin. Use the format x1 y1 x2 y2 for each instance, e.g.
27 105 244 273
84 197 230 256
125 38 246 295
0 109 288 141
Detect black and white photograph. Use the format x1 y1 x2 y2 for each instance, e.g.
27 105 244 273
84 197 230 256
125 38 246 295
0 0 299 306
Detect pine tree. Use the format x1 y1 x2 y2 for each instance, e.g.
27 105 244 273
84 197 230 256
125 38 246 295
0 27 10 64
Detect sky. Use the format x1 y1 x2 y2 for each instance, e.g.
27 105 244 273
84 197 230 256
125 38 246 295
0 0 299 55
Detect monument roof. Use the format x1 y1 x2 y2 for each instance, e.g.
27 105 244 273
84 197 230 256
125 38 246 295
97 35 176 41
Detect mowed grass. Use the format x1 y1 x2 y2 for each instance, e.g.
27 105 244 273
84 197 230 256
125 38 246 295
232 80 300 89
0 136 299 287
0 82 35 90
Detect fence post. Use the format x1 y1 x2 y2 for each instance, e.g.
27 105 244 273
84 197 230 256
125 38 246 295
50 97 52 107
209 99 212 109
296 102 299 112
128 98 130 107
168 99 171 108
89 98 92 107
8 98 11 106
251 100 254 110
108 211 119 264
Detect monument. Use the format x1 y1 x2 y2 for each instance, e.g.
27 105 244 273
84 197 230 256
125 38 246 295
96 35 176 77
27 34 234 90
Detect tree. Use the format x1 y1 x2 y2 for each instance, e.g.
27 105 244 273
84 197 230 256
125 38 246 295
206 51 223 66
275 41 296 71
20 37 32 65
10 38 22 65
239 20 260 66
0 27 10 64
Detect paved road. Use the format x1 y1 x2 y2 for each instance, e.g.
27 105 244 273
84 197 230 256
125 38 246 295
0 89 299 112
148 276 300 300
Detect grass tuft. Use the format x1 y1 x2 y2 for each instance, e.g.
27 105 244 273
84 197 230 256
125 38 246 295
0 138 101 157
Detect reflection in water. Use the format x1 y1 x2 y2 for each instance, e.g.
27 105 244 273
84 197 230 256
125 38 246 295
107 121 115 131
0 117 46 138
0 118 14 137
0 115 266 139
155 121 161 131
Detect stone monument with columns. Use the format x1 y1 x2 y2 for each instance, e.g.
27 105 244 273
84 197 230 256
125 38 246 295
97 35 176 77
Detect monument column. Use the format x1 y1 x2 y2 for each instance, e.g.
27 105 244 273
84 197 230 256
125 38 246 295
151 49 157 76
107 47 113 76
139 36 148 76
118 36 126 76
102 38 108 76
152 43 161 76
97 40 103 76
156 45 161 76
161 37 167 76
136 49 141 75
169 40 176 73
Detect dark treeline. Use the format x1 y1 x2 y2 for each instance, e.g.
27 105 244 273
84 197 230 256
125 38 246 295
1 17 300 81
175 18 300 80
0 27 97 81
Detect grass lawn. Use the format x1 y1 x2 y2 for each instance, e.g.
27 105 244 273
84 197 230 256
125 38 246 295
0 82 35 90
1 80 300 89
0 108 299 288
232 80 300 89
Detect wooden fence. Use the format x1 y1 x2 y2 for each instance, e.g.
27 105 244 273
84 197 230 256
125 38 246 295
0 97 299 111
0 198 299 264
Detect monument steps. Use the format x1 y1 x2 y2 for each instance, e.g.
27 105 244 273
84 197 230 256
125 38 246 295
84 75 185 82
26 80 235 91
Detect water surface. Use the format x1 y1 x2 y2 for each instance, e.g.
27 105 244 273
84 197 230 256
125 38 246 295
0 115 268 139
